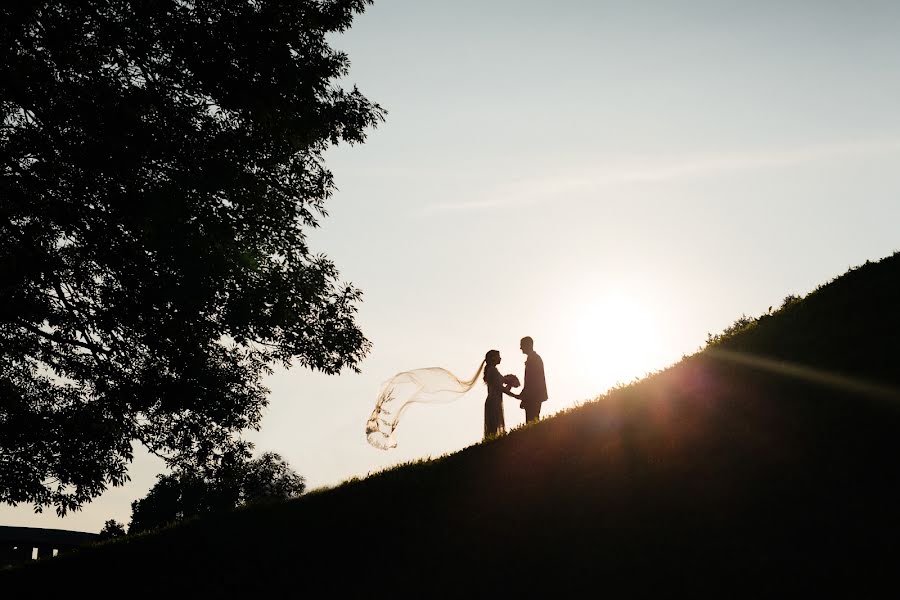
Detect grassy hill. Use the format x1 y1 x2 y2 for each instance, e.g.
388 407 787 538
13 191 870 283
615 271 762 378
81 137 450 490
3 251 900 595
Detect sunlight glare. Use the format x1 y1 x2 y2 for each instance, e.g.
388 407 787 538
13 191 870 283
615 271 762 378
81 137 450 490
571 292 661 391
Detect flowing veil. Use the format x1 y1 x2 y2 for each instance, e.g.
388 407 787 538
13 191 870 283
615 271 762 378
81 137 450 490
366 361 485 450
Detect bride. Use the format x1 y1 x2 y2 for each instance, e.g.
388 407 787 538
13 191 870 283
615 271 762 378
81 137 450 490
482 349 519 439
366 349 521 449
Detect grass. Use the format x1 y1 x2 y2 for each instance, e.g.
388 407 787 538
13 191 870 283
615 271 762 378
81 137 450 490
3 250 900 595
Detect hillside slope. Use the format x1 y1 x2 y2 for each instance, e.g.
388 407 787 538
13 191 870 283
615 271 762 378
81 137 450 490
4 251 900 595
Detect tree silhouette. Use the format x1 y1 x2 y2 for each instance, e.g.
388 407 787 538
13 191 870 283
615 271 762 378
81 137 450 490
128 449 305 534
0 1 383 515
98 519 127 540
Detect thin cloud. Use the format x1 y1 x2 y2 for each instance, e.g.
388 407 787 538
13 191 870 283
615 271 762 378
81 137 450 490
427 138 900 213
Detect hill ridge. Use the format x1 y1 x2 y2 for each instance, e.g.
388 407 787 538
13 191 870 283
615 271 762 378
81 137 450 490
4 250 900 595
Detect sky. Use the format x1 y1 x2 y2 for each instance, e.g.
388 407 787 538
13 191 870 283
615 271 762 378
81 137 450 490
3 0 900 533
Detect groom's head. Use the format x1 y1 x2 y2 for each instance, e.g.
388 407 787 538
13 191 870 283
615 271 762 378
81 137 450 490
520 336 534 354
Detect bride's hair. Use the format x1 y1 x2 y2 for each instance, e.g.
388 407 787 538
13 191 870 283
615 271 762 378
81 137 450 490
474 358 487 384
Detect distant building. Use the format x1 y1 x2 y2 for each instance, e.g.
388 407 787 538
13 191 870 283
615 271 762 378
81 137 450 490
0 526 99 567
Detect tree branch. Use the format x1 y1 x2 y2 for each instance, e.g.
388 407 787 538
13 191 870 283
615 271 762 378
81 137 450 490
17 320 110 355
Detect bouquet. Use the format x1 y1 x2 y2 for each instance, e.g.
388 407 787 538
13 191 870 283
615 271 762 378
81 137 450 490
502 374 520 388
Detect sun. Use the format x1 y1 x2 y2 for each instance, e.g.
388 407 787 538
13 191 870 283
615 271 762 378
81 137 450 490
571 292 660 389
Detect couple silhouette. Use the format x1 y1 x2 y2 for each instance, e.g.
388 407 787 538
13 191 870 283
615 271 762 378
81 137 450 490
482 336 548 439
365 336 548 450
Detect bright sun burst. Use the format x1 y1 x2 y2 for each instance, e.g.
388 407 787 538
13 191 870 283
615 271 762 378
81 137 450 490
572 292 660 389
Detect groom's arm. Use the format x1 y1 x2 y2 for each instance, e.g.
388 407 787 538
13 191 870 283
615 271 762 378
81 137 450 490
503 386 520 399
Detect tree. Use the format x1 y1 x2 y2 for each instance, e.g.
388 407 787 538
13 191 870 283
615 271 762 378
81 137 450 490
128 449 305 534
0 1 384 515
98 519 127 540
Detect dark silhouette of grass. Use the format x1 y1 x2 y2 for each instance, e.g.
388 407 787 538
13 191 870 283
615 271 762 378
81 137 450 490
3 251 900 595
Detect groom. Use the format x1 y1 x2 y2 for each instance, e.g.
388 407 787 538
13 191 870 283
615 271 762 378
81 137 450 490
512 336 547 423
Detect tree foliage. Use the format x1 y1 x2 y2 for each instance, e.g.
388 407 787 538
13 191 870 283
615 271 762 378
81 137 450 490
1 0 383 514
98 518 127 539
128 449 305 534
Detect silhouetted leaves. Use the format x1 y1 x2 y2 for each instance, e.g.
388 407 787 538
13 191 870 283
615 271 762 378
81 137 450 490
128 449 305 534
98 519 126 540
1 0 383 514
